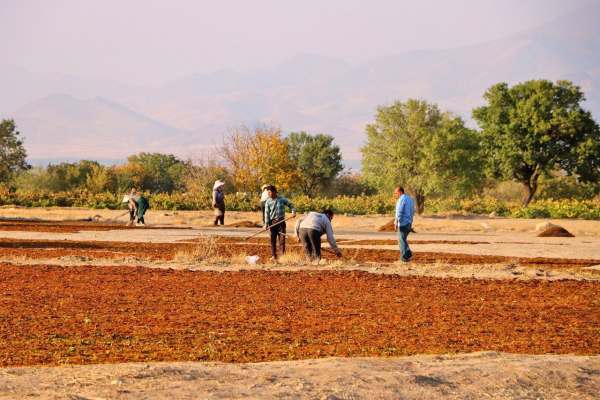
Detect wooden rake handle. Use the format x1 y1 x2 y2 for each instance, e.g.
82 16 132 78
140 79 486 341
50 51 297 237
244 215 296 241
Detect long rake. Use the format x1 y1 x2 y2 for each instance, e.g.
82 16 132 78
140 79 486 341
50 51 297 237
244 215 296 241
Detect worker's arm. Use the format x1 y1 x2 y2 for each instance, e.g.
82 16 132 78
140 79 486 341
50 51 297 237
323 217 342 256
395 197 405 229
294 218 303 242
284 198 296 216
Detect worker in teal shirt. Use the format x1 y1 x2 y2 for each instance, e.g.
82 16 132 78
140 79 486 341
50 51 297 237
394 186 414 261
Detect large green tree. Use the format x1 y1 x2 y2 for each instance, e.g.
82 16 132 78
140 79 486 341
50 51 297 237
473 80 600 206
46 160 101 191
287 131 343 196
362 99 483 213
14 160 112 192
0 119 30 182
125 153 189 193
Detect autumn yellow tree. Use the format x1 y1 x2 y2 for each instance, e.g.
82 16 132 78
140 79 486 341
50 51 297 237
222 125 297 193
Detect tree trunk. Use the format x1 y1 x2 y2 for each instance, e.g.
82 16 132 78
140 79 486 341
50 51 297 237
522 172 540 207
415 192 425 215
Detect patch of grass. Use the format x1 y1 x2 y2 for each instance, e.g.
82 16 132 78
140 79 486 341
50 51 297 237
173 235 219 263
276 252 308 266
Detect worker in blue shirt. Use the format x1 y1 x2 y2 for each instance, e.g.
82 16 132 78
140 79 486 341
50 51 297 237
394 186 415 262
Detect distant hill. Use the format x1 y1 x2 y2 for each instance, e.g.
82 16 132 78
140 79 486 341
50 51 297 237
2 4 600 160
13 94 194 158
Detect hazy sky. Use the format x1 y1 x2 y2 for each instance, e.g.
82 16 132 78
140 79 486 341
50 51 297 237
1 0 594 85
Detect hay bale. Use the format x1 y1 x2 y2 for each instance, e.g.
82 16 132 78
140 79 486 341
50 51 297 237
228 220 262 228
537 225 574 237
378 219 396 232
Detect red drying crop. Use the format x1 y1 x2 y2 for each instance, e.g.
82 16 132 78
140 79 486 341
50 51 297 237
0 265 598 367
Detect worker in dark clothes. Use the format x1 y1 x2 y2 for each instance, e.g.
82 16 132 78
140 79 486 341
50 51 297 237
135 194 149 225
264 185 296 261
212 180 226 226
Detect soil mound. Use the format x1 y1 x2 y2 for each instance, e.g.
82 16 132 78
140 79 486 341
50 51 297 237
229 220 261 228
536 222 556 232
378 220 416 233
378 220 396 232
537 226 574 237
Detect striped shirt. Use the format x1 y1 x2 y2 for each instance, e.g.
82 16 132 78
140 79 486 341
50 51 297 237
264 196 295 226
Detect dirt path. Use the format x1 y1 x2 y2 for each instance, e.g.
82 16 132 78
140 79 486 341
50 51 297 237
2 207 600 236
1 223 599 260
0 236 599 279
1 353 599 399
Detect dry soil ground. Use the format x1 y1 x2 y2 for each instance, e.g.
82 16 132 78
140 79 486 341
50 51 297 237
0 207 599 399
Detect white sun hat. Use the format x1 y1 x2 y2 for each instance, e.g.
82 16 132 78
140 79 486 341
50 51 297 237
122 195 130 203
213 180 225 190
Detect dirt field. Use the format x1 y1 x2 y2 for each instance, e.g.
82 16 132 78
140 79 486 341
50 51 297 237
0 211 599 398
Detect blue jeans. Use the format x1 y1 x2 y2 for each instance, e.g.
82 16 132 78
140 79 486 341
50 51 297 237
398 224 413 261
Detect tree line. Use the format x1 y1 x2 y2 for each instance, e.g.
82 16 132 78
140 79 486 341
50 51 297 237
1 79 599 213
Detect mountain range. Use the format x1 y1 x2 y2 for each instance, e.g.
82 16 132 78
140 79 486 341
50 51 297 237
2 4 600 163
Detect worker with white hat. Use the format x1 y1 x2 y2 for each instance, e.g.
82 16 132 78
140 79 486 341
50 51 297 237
259 183 270 225
212 180 226 226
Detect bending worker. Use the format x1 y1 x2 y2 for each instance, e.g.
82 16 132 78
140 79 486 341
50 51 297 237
295 209 342 261
123 190 137 227
126 188 149 226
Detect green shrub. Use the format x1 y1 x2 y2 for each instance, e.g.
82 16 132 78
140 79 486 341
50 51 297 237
0 191 599 220
537 175 600 200
483 181 524 202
